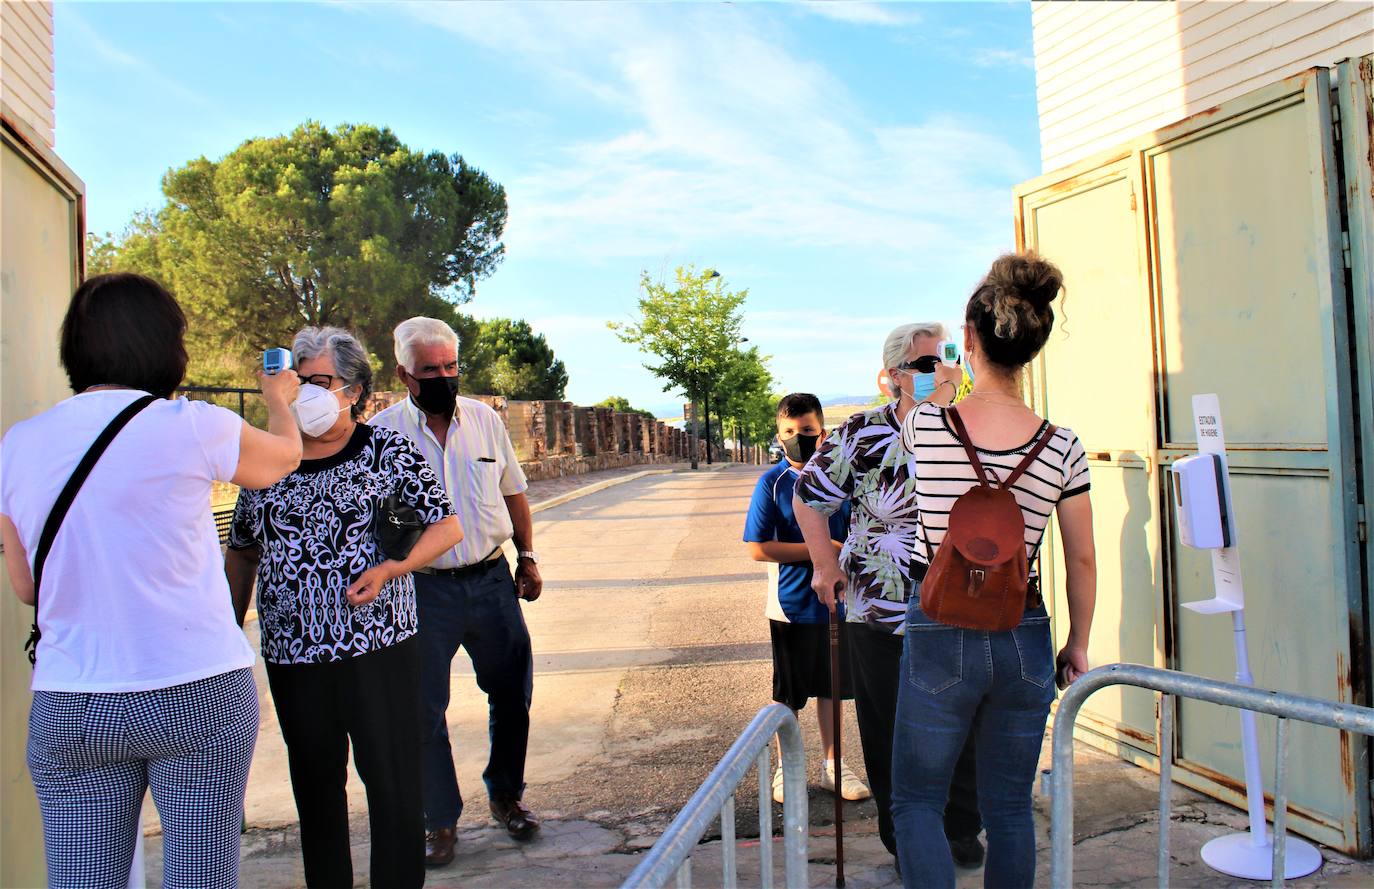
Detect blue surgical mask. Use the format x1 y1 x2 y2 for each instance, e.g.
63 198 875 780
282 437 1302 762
908 372 937 402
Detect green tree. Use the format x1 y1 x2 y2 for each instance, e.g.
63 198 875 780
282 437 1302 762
90 121 507 384
609 266 747 467
712 346 776 448
463 318 568 400
595 396 656 418
736 389 787 447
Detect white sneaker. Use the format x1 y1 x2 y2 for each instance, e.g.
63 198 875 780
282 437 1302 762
772 765 786 804
821 760 872 801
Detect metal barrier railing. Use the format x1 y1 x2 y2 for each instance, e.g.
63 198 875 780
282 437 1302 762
1051 663 1374 889
180 385 258 420
214 506 234 545
622 703 809 889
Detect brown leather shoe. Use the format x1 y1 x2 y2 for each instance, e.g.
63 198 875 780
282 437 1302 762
490 796 540 840
424 827 456 867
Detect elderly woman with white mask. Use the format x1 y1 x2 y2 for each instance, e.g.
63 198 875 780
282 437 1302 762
792 323 985 873
225 326 461 889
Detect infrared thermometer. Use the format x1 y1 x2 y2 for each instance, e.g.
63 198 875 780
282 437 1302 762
263 348 293 375
936 340 960 367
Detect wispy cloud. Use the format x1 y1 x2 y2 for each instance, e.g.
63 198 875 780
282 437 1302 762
63 7 142 68
971 47 1036 70
391 2 1029 267
802 2 922 27
61 7 208 105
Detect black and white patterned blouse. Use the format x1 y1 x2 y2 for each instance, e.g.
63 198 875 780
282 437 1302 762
228 424 455 665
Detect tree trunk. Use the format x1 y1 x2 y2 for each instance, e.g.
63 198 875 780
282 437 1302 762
688 394 699 471
704 392 712 465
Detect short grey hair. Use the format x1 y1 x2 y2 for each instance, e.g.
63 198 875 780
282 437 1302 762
293 326 373 419
882 322 949 369
394 316 460 374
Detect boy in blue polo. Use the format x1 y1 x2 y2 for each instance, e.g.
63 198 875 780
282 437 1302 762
744 393 868 804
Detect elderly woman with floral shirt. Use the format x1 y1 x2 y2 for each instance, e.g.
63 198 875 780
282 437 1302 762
793 322 983 872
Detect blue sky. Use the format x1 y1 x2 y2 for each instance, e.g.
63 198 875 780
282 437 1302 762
56 1 1041 417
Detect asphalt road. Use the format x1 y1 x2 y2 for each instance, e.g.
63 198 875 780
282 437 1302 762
493 463 873 840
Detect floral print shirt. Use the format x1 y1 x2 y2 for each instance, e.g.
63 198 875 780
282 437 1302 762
795 403 919 634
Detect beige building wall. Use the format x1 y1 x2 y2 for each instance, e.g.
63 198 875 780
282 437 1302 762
1 3 75 883
1 1 55 147
1032 0 1373 170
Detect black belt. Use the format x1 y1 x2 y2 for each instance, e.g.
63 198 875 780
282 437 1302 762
416 547 504 579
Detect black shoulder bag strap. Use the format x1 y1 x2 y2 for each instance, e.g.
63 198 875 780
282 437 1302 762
25 394 158 665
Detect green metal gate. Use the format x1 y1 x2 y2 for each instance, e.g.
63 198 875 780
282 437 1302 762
1016 58 1373 854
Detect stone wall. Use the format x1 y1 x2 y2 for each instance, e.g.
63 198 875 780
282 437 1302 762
364 392 706 480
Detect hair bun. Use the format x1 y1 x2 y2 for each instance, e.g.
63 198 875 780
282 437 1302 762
985 252 1063 311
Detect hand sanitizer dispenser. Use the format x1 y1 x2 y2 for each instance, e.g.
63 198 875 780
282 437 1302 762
1175 394 1321 881
1171 453 1232 549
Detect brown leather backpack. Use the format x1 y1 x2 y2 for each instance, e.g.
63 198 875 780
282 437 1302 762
917 407 1057 632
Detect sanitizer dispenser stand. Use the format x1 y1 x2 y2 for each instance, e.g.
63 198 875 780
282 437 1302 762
1175 394 1321 881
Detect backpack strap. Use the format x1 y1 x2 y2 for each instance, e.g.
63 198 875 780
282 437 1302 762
1003 423 1058 490
946 407 996 487
25 394 158 665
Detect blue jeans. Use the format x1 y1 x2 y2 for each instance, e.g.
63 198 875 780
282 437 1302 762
415 558 534 830
891 593 1055 889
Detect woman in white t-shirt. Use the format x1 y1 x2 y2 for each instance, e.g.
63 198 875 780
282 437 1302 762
889 254 1097 889
0 273 303 889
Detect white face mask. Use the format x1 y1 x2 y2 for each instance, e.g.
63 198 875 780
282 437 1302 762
292 383 349 437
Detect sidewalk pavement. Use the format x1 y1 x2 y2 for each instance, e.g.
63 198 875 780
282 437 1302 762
150 731 1374 888
524 460 735 510
154 464 1374 887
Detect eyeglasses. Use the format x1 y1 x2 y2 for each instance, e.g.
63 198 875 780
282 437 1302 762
303 374 344 389
893 356 942 374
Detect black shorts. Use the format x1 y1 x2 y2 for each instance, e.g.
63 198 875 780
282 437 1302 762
769 619 854 711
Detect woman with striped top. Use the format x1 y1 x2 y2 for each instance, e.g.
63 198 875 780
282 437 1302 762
891 253 1096 888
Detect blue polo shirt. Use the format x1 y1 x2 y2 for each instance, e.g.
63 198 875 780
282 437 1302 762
743 462 850 624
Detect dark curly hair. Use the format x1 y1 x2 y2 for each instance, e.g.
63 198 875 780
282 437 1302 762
965 252 1065 371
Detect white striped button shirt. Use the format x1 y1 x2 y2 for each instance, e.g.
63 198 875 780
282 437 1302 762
370 395 528 569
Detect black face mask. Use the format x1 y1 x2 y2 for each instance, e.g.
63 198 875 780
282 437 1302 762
410 374 460 416
780 433 820 465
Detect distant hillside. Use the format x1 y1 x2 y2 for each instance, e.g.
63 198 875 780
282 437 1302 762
821 395 876 407
823 403 872 426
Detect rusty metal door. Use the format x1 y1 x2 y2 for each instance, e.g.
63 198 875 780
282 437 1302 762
1017 60 1372 853
1018 158 1166 762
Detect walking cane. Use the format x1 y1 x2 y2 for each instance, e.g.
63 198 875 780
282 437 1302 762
828 588 845 887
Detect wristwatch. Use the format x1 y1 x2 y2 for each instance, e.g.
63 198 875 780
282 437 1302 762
517 551 539 563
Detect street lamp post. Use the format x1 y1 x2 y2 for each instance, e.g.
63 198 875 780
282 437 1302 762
687 270 747 470
704 331 748 467
693 269 723 471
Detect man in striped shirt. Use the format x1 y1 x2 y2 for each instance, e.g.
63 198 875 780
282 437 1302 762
371 317 542 867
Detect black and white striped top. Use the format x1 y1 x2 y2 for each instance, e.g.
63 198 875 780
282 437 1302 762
900 402 1091 572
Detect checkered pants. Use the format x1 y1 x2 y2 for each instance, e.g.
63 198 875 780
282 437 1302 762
27 668 258 889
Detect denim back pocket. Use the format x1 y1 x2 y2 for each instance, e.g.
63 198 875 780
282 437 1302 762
904 587 964 694
1011 606 1054 689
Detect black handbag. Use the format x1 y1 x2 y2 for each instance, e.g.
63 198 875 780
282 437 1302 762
374 492 424 561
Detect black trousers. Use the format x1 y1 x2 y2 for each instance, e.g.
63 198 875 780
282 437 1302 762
848 621 981 856
414 560 534 830
266 636 424 889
